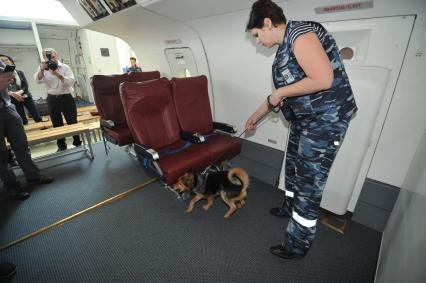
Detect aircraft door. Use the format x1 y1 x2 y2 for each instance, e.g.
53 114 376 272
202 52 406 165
165 47 198 78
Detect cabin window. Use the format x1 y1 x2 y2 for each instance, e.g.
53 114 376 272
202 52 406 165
340 47 354 60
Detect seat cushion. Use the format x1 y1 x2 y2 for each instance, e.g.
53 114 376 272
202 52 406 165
157 144 213 185
202 134 242 163
104 124 134 146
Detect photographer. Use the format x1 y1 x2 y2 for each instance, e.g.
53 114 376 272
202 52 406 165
34 48 81 151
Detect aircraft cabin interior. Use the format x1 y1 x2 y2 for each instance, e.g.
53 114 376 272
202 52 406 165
0 0 425 282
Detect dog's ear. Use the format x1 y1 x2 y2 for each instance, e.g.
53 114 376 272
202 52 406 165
183 172 193 180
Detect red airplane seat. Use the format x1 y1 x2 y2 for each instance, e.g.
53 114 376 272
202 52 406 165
119 78 213 185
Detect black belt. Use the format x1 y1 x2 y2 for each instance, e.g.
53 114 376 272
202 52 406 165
48 93 71 97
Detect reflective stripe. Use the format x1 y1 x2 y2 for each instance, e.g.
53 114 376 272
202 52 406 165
285 190 294 198
292 210 317 228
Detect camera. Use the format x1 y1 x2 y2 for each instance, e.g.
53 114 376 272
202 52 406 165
44 50 58 71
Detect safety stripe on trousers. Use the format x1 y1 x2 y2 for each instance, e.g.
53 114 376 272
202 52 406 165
285 190 294 198
292 210 317 228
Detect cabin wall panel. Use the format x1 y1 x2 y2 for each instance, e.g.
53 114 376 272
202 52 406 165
186 0 425 211
0 44 45 100
188 10 289 151
86 7 214 107
0 28 36 46
375 129 426 282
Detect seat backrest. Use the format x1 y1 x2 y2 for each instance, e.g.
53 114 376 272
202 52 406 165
171 75 213 134
120 78 182 149
128 71 161 82
91 74 129 126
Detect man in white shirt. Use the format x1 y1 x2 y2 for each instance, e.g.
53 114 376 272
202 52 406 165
34 48 81 151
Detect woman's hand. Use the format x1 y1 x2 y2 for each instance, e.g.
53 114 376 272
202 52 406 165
268 91 283 108
245 114 257 131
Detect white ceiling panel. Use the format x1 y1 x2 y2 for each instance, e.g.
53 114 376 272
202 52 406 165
141 0 256 21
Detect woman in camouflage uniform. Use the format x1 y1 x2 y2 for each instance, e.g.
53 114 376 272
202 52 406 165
245 0 357 259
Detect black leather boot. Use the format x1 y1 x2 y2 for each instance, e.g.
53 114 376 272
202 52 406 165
7 182 30 200
270 245 306 259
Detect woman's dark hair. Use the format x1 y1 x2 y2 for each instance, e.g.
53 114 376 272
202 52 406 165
246 0 286 31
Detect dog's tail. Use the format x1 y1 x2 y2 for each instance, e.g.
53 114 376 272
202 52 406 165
228 167 249 190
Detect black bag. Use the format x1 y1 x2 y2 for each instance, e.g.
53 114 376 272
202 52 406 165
34 98 49 116
281 103 297 121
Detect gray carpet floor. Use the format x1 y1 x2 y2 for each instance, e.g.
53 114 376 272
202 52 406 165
0 143 381 282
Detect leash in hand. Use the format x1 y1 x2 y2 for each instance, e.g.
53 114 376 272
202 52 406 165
237 95 286 138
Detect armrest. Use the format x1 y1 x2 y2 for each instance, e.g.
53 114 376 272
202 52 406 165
100 119 115 129
212 122 237 134
180 131 205 143
134 143 159 161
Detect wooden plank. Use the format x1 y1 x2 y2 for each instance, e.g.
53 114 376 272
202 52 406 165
24 115 99 132
26 123 100 140
27 125 89 138
6 122 101 146
77 105 97 113
24 121 52 131
26 105 98 122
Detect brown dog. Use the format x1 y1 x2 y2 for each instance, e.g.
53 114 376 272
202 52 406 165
174 168 249 219
173 172 196 193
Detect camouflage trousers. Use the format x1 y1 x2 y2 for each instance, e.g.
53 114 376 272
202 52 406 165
281 118 350 254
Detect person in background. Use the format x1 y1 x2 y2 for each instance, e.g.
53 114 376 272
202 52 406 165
0 55 42 125
1 61 54 200
34 48 81 152
245 0 357 259
127 56 142 72
1 54 43 167
1 62 52 282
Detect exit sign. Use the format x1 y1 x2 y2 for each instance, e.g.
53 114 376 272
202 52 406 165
315 1 373 14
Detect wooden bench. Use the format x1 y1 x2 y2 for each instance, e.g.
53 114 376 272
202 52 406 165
7 122 100 162
77 105 97 114
26 105 98 123
24 114 100 132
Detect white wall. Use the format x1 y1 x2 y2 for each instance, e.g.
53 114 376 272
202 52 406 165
189 11 285 149
59 0 426 194
81 29 121 75
0 28 36 45
84 6 214 106
0 44 45 100
88 6 210 76
77 29 124 102
185 0 426 191
375 129 426 282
